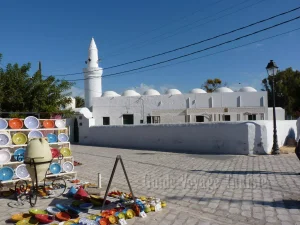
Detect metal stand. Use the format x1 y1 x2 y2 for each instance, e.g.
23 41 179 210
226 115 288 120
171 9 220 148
100 155 135 212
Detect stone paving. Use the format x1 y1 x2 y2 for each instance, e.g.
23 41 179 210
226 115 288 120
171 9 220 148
1 145 300 225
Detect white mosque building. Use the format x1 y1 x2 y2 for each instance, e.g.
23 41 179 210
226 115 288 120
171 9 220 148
68 38 294 155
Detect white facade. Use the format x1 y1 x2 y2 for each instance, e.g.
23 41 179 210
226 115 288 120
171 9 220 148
83 38 103 109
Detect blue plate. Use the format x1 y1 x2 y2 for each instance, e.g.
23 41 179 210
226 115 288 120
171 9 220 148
67 206 81 214
14 148 25 161
47 133 57 143
55 204 68 212
79 203 93 210
49 163 61 174
0 166 14 181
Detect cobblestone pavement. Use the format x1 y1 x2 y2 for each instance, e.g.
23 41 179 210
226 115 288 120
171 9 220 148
1 145 300 225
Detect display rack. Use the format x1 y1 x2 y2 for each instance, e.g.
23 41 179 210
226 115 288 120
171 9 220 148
0 118 77 186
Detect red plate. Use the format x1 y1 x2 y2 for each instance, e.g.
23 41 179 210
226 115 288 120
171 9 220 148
35 214 54 223
43 120 55 128
51 148 60 158
9 118 23 129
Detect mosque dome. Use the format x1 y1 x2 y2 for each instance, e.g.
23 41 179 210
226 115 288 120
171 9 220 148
189 88 207 94
238 86 257 92
102 91 120 97
165 89 182 95
122 90 141 97
143 89 160 96
215 87 234 93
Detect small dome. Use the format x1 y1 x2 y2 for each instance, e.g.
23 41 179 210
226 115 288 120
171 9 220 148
143 89 160 96
215 87 233 93
122 90 141 97
189 88 207 94
102 91 120 97
165 89 182 95
239 87 257 92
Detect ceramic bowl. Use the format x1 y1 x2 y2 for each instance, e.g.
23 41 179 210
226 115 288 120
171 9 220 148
47 206 61 215
29 208 47 215
55 120 66 128
11 213 31 222
51 148 60 158
43 120 55 128
79 202 93 210
14 148 25 161
0 166 14 181
16 217 38 225
60 147 71 157
12 132 27 145
47 133 57 143
15 164 30 179
50 163 61 174
35 214 54 224
24 116 39 129
0 149 11 164
9 118 23 129
58 133 69 142
0 132 10 145
28 130 43 139
62 161 74 172
0 118 8 130
55 204 68 212
55 212 70 221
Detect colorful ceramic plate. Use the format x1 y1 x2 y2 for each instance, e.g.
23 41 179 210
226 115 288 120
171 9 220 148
0 132 10 145
11 213 31 222
62 161 74 172
14 148 25 161
43 120 55 128
60 147 71 157
55 120 66 128
55 212 70 221
0 149 11 164
35 214 54 224
0 166 14 181
50 163 61 174
28 130 43 139
9 118 23 129
47 133 57 143
55 204 68 212
58 133 69 142
29 208 47 215
79 203 93 210
16 217 38 225
47 206 61 215
51 148 60 158
0 118 8 130
24 116 39 129
12 132 27 145
15 164 30 179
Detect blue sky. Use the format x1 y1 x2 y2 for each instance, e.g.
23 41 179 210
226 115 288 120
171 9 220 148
1 0 299 97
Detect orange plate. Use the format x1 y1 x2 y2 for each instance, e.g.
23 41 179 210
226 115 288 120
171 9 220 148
9 118 23 129
43 120 55 128
100 218 110 225
55 212 70 221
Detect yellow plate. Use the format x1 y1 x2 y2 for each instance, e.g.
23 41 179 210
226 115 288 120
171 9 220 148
16 217 38 225
60 147 72 157
12 132 27 145
11 213 31 222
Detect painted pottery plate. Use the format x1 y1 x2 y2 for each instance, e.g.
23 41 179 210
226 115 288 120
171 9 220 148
15 164 30 179
16 217 39 225
11 213 31 222
51 148 60 158
55 119 66 128
9 118 23 129
50 163 61 174
60 147 71 157
62 161 74 172
29 208 47 215
14 148 25 161
55 204 68 212
24 116 39 129
58 133 69 142
47 206 61 215
0 118 8 130
12 132 27 145
28 130 43 139
35 214 54 224
43 120 55 128
47 133 57 143
0 149 11 164
80 203 93 210
0 166 13 181
55 212 70 221
0 132 10 145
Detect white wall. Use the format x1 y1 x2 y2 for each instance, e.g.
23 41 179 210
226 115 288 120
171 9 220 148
73 119 297 155
268 107 285 120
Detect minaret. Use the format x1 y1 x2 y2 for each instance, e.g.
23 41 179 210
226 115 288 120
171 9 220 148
83 37 103 109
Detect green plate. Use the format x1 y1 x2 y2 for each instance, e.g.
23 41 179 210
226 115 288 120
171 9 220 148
29 208 47 215
60 147 71 157
12 132 27 145
16 217 39 225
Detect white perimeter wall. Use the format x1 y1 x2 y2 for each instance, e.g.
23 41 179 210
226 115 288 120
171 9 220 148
75 119 297 155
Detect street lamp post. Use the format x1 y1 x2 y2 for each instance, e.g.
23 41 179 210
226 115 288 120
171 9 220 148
266 60 280 155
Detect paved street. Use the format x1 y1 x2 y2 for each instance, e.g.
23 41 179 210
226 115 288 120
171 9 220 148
1 145 300 225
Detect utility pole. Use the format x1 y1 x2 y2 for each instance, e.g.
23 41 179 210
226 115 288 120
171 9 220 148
38 61 42 74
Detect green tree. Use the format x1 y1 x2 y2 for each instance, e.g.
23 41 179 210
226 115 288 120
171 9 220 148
201 78 227 93
0 54 75 118
262 67 300 117
75 96 85 108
